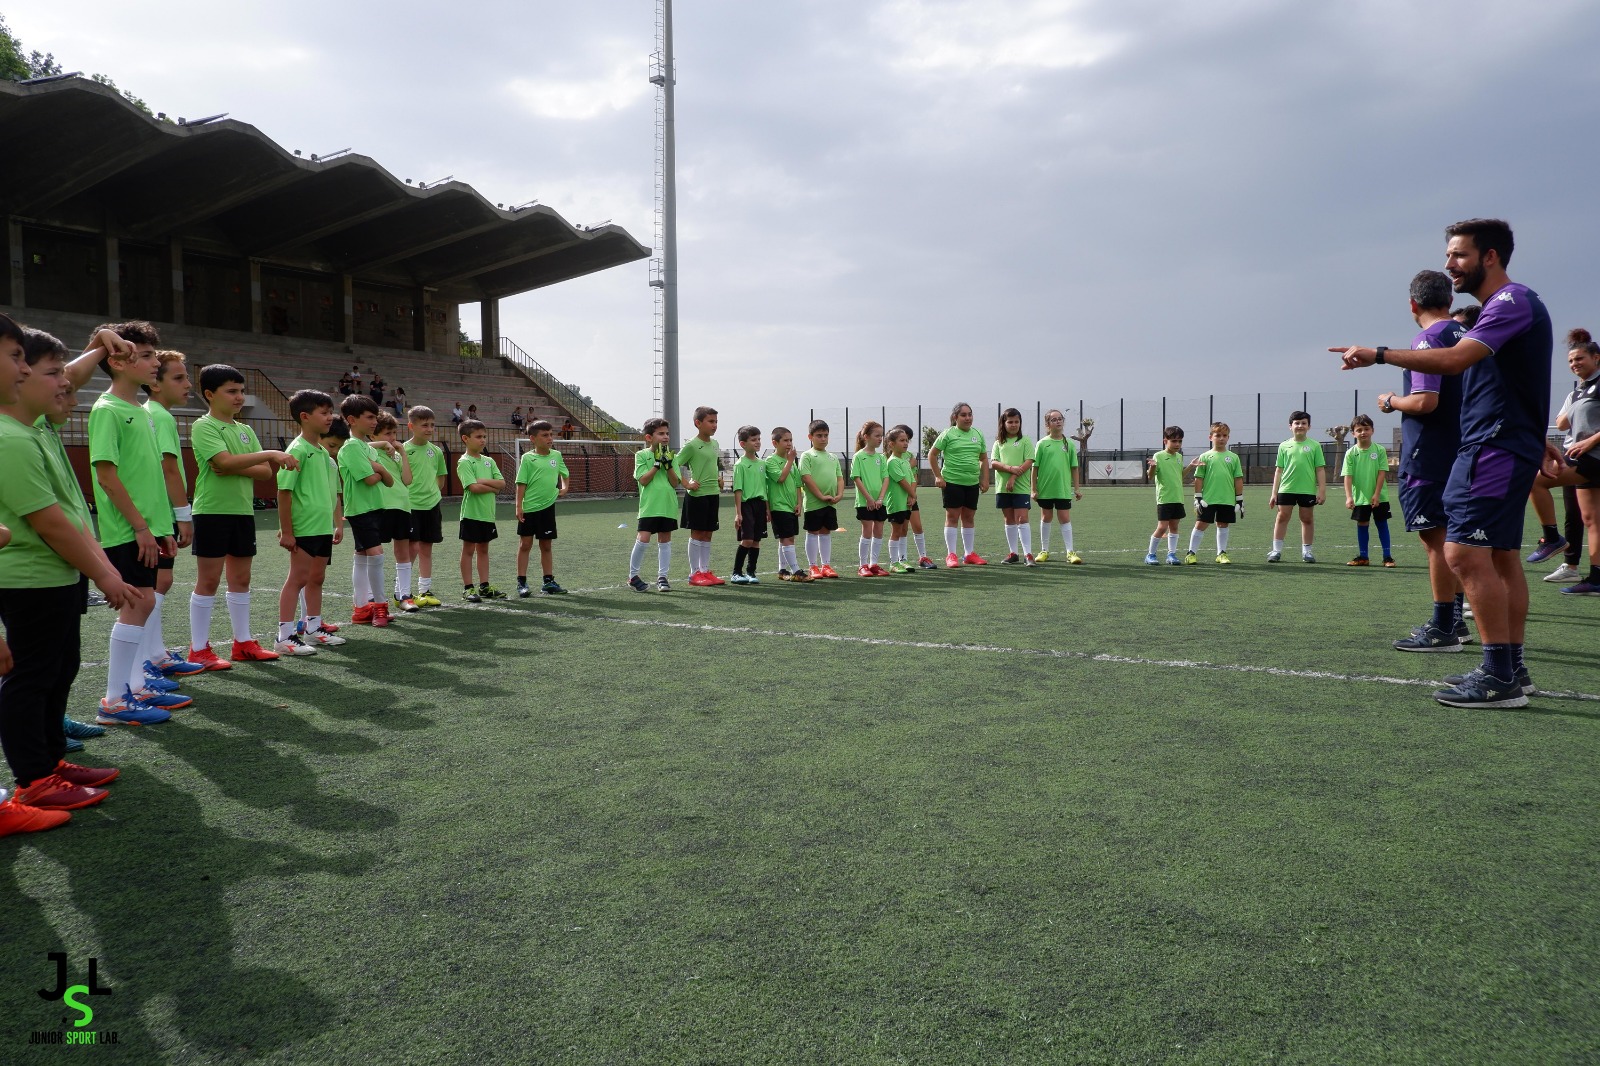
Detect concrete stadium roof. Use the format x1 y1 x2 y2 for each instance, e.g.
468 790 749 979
0 76 650 301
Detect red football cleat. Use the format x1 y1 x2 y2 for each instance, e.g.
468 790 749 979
820 565 840 579
857 565 874 577
808 566 826 580
371 602 391 628
0 796 71 837
230 640 281 662
350 603 375 625
946 552 963 568
186 644 232 671
16 773 108 811
964 552 988 565
702 572 726 586
688 571 713 587
869 564 891 577
55 760 119 788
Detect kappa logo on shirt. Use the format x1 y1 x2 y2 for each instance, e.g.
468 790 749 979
1416 340 1431 349
1495 290 1515 303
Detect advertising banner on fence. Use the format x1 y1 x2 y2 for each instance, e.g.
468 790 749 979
1089 460 1145 481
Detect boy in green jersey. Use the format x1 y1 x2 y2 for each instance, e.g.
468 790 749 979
883 425 922 573
275 390 344 654
1268 410 1326 563
1341 413 1394 567
374 412 417 611
514 419 571 596
1185 422 1246 565
799 420 845 578
1145 426 1186 565
729 425 767 584
187 364 298 665
456 419 506 601
1032 409 1083 564
629 417 680 592
339 395 398 623
137 349 208 681
404 406 448 606
764 426 810 581
677 406 725 586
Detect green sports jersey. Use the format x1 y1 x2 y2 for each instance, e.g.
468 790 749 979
35 416 91 531
635 447 679 520
0 415 79 588
404 440 446 510
852 450 890 509
1193 448 1244 506
1340 443 1390 506
799 448 842 507
1031 436 1077 499
932 425 985 486
989 436 1034 494
732 454 767 501
88 391 173 545
278 435 336 537
457 452 501 522
338 437 387 518
516 448 570 512
190 414 263 516
146 399 186 492
677 436 721 497
886 454 914 512
1151 449 1185 505
1275 438 1326 495
764 452 800 512
375 446 411 510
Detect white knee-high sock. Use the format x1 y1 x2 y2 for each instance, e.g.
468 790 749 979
630 540 648 577
352 556 370 605
225 591 252 643
395 562 412 599
657 541 672 577
1189 526 1204 552
107 622 143 702
913 531 926 557
189 593 215 652
962 526 976 555
1004 524 1019 553
1217 526 1230 551
805 533 819 567
1039 516 1051 549
944 526 959 555
820 533 832 566
367 554 385 600
1166 533 1178 554
1019 523 1032 555
132 593 165 689
859 537 870 566
869 538 881 565
1149 534 1161 555
1061 522 1074 552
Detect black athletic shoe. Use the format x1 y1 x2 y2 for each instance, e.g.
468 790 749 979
1444 667 1535 695
1393 623 1463 653
1434 668 1529 709
629 576 649 592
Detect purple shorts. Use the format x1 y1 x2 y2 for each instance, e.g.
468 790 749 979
1443 444 1538 551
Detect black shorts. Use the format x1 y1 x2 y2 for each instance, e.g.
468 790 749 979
738 500 768 541
911 501 920 513
994 492 1031 510
1156 502 1187 521
386 508 415 543
191 513 256 558
411 504 444 544
1568 450 1600 487
681 493 720 532
1444 444 1538 552
459 517 498 544
1350 502 1393 523
941 483 980 510
770 511 799 540
157 551 175 571
1198 503 1237 524
517 506 558 541
855 506 888 523
638 516 678 535
1036 498 1072 511
104 541 157 588
886 510 911 525
348 511 388 552
803 506 838 534
1274 492 1319 509
294 534 334 559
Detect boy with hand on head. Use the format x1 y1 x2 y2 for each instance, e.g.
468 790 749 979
1268 411 1326 563
800 420 845 578
730 425 767 584
338 394 396 625
404 406 448 606
456 419 505 602
514 419 571 596
275 390 345 655
677 406 725 586
1032 410 1083 564
629 417 680 592
372 412 417 612
1342 414 1394 567
1186 422 1244 565
1145 426 1186 565
764 426 810 582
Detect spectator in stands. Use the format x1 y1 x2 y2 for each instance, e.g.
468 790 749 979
511 406 525 430
468 404 479 421
391 387 407 416
369 374 385 407
451 402 464 426
337 371 354 396
560 418 577 440
351 365 363 390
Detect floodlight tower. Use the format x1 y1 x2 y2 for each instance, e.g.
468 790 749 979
649 0 680 446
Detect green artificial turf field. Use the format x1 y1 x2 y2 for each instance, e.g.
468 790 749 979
5 486 1599 1063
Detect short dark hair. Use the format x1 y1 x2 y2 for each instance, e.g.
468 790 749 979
1445 218 1513 266
693 406 717 422
198 363 245 398
1162 425 1184 441
529 419 553 434
341 394 379 419
374 411 399 434
88 320 160 349
21 328 68 365
809 419 829 435
289 389 334 421
771 426 791 441
0 313 26 348
325 417 351 441
1351 413 1374 429
1289 410 1311 423
1409 269 1453 311
408 405 435 423
642 417 669 436
737 424 761 443
459 418 485 437
1453 304 1482 329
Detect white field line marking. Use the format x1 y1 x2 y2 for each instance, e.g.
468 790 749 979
428 601 1600 702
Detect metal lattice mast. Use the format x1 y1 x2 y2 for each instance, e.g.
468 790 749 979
649 0 679 446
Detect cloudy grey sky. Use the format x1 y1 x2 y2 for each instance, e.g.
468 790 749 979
14 0 1600 447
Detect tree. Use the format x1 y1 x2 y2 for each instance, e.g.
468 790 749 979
0 15 154 115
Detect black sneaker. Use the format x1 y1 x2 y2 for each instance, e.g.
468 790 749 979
541 579 568 595
1434 668 1529 709
1393 623 1463 653
517 584 532 598
656 577 672 592
1444 666 1535 695
463 588 482 603
629 575 650 592
1002 553 1021 565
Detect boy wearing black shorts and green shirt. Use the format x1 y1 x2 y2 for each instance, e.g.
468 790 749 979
799 420 844 578
764 427 809 581
338 395 397 624
730 425 767 584
1186 421 1245 565
1145 426 1186 565
373 412 416 611
514 419 571 596
141 349 207 682
188 364 298 665
630 417 680 592
1268 410 1326 563
1341 413 1394 567
677 405 725 586
457 419 505 602
404 406 447 606
275 390 344 654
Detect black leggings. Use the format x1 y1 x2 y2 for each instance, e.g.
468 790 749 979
1563 485 1585 566
0 583 83 787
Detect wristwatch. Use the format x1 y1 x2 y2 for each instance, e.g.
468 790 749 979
1380 395 1394 413
1374 346 1388 364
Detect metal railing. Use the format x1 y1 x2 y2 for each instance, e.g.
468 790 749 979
241 367 294 421
495 336 641 441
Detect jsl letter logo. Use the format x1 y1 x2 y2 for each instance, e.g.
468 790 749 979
38 953 113 1028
